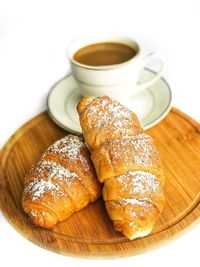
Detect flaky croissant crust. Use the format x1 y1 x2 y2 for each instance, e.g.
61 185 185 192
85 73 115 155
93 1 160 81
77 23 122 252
22 134 101 228
78 96 165 240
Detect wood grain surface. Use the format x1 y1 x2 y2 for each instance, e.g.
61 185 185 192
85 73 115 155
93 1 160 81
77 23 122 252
0 108 200 258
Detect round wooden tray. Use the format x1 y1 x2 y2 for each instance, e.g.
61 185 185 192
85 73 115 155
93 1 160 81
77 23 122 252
0 108 200 258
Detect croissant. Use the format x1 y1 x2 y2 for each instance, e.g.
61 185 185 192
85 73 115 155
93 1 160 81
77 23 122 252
77 96 165 240
22 134 101 229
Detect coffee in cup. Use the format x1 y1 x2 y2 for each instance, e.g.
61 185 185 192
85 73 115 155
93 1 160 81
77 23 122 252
73 42 137 66
68 36 164 105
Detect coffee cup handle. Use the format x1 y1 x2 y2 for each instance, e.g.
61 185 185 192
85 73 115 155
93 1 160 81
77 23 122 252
136 52 164 91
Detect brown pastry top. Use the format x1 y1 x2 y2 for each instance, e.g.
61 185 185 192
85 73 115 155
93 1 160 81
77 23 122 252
91 133 163 182
77 96 143 148
22 134 102 228
77 95 166 240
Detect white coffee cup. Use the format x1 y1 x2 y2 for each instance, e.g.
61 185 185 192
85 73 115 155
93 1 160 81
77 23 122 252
68 35 163 104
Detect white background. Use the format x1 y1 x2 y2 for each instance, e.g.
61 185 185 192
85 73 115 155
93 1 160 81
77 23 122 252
0 0 199 266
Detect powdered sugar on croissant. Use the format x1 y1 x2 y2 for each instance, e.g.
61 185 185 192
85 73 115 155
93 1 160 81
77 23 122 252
22 134 101 228
77 96 165 240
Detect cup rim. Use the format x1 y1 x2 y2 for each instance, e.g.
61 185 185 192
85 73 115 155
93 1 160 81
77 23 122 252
68 36 141 71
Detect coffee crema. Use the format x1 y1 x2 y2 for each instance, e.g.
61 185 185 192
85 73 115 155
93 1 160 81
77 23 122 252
73 42 137 66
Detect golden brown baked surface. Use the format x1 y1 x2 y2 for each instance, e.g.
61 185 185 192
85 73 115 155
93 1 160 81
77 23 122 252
77 96 143 149
22 134 101 229
91 133 164 183
77 96 165 240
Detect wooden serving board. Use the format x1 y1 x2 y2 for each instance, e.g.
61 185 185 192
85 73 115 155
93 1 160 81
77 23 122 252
0 108 200 258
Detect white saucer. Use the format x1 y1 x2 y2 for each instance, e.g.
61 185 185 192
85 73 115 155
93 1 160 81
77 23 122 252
47 68 172 133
